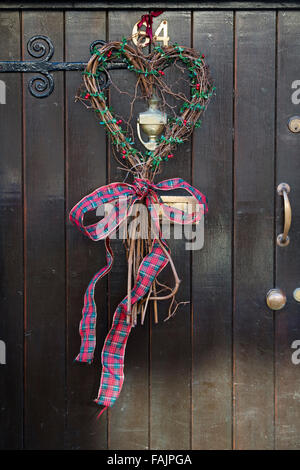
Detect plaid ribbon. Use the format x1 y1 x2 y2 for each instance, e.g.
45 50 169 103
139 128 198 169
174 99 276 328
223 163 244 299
69 177 207 407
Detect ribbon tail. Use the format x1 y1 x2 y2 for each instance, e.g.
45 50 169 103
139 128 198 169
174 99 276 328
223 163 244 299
75 238 113 364
94 238 169 407
146 17 153 41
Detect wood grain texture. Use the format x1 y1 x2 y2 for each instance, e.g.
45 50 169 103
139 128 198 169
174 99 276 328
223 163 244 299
192 11 233 450
1 2 300 10
65 11 108 450
233 11 276 450
108 10 150 450
150 11 192 450
23 11 65 449
0 11 23 450
275 11 300 450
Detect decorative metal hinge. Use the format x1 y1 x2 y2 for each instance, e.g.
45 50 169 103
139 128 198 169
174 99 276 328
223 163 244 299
0 35 126 98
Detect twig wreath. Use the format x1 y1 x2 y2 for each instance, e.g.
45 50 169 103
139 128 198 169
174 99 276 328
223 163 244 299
70 33 215 413
77 38 214 177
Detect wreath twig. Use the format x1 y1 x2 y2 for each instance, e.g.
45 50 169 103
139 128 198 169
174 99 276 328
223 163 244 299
77 37 215 181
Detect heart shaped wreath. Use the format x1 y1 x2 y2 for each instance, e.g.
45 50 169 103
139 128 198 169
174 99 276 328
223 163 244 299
78 37 214 177
70 36 215 411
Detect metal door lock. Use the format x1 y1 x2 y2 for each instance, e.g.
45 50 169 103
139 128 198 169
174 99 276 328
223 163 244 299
293 288 300 303
288 116 300 133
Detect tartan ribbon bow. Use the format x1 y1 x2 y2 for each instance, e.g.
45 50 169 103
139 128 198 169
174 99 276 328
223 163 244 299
137 10 164 42
69 177 207 408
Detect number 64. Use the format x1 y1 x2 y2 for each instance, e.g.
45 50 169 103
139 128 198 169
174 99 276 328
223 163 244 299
132 20 169 47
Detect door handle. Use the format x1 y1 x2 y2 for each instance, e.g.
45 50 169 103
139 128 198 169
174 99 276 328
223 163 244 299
277 183 292 247
266 288 287 310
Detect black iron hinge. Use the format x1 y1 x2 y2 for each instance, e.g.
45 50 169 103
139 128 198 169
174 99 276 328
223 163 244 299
0 35 126 98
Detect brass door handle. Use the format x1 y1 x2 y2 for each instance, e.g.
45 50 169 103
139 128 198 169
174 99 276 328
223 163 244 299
277 183 292 247
266 288 287 310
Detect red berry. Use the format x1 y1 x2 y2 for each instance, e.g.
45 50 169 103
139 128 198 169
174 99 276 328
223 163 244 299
183 119 187 125
202 54 205 59
168 154 174 158
85 93 90 99
122 150 126 154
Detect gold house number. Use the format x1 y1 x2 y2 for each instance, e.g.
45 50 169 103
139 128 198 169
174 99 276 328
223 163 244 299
132 20 169 47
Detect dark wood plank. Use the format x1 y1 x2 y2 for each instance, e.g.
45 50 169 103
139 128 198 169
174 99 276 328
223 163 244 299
275 11 300 450
150 11 192 450
2 2 300 11
192 11 233 450
0 11 23 450
23 11 65 449
234 11 276 449
108 10 150 451
65 11 108 450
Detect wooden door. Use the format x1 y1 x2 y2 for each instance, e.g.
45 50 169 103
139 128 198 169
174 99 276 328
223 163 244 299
0 3 300 450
